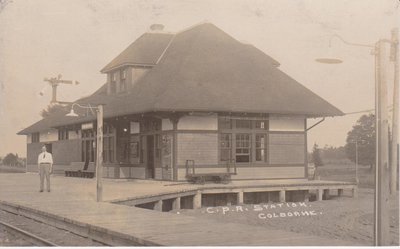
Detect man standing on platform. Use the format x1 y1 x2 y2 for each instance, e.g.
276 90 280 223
37 145 53 192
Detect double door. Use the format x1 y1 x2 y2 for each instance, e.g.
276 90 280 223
144 134 173 180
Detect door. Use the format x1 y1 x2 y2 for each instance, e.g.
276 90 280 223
45 143 52 154
146 135 155 178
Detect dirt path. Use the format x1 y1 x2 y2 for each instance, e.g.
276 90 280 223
178 188 399 246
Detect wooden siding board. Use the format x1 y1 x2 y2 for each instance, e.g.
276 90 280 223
269 133 305 164
177 133 218 166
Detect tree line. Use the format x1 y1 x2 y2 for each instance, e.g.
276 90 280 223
1 153 26 167
311 113 398 171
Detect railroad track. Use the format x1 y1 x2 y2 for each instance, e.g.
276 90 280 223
0 220 58 246
0 209 105 246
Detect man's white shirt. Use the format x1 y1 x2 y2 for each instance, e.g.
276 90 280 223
38 152 53 165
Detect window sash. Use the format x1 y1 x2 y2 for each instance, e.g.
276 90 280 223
219 133 232 162
235 120 252 129
255 134 267 162
235 133 251 162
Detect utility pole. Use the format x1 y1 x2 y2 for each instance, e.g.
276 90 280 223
96 105 104 202
375 39 390 246
316 31 396 246
66 103 104 202
355 140 359 184
43 74 79 104
390 28 399 194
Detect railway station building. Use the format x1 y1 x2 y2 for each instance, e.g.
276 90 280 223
18 23 343 181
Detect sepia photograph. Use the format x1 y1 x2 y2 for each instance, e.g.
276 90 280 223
0 0 399 246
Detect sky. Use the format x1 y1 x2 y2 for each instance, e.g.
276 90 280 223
0 0 399 157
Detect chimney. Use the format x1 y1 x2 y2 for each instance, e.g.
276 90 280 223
149 24 165 32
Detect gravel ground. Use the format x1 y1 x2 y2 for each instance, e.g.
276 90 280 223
178 188 399 246
0 227 33 246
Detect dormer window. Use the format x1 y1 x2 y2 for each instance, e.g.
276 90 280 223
110 72 117 94
120 69 127 92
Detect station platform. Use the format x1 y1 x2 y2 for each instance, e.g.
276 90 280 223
0 173 363 246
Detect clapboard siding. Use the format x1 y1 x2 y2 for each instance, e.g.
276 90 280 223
52 140 82 165
119 166 146 179
177 133 218 166
155 167 163 180
177 165 305 181
269 133 305 164
27 143 44 165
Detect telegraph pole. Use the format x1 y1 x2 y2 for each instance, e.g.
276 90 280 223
96 105 104 202
375 39 390 246
355 140 359 184
43 74 79 104
390 28 399 194
316 30 396 247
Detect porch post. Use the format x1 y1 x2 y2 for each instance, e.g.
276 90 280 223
279 190 286 202
316 189 323 201
237 191 244 204
154 200 163 211
170 116 180 181
172 197 181 210
193 191 202 209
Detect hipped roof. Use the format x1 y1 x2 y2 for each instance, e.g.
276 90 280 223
100 32 175 72
18 23 343 135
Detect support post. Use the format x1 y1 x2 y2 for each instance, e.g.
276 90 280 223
193 191 202 209
316 189 323 201
304 190 310 202
170 116 180 181
154 200 162 211
375 40 390 246
338 189 344 197
237 191 244 204
390 28 399 194
279 190 286 202
96 105 103 202
172 197 181 210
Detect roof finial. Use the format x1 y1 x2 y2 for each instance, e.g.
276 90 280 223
150 24 164 32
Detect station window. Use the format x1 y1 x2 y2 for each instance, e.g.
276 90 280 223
255 134 267 162
120 69 127 92
218 117 269 164
81 129 95 162
218 118 232 130
58 128 69 140
219 134 232 162
235 133 251 162
129 135 140 164
255 121 268 130
110 72 117 94
103 124 115 163
236 120 252 129
31 132 40 143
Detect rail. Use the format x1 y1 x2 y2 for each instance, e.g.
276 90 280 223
0 220 58 246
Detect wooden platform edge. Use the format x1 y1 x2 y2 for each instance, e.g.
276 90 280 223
0 200 161 246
